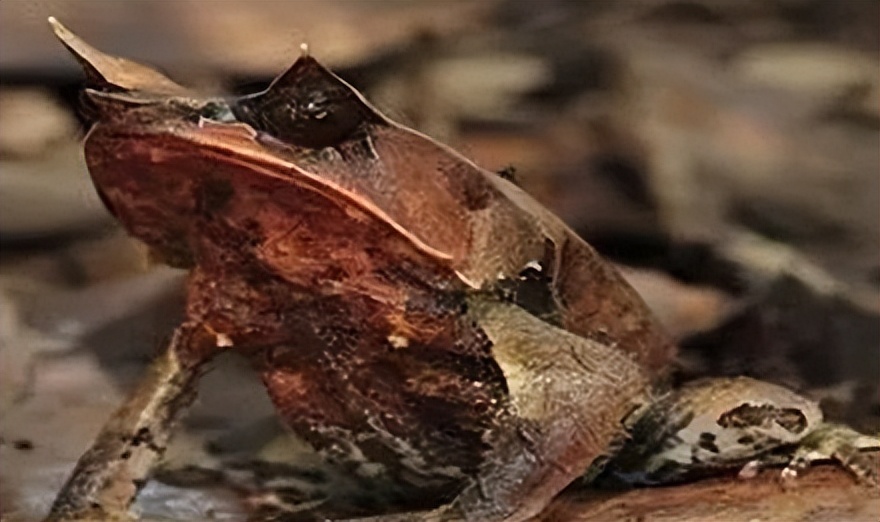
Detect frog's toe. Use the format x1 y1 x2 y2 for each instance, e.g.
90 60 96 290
737 459 763 480
779 461 803 485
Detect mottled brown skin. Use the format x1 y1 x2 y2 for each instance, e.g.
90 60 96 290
54 22 676 521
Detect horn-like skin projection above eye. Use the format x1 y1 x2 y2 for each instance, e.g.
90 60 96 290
232 57 380 149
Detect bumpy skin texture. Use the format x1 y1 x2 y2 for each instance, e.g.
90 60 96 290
50 20 876 522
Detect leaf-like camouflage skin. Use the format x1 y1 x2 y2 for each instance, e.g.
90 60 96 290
55 19 679 520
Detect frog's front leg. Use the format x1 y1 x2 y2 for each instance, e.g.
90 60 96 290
44 323 219 522
599 376 880 488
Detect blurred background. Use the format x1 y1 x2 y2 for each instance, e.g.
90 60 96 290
0 1 878 520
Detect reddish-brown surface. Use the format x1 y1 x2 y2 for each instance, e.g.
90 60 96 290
544 463 880 521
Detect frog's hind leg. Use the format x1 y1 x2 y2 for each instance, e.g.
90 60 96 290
780 423 880 486
598 377 879 489
595 377 821 486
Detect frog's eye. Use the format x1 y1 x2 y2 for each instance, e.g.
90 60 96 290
231 57 372 150
195 101 237 123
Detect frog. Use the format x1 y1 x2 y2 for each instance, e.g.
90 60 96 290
45 18 877 522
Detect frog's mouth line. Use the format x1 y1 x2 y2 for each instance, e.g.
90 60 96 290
198 140 456 265
86 122 457 267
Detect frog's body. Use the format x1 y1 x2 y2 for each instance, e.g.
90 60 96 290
50 20 877 522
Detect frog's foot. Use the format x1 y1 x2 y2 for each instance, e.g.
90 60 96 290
220 462 425 521
45 505 136 522
243 490 328 521
778 423 880 486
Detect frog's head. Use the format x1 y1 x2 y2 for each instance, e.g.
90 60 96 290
50 17 522 277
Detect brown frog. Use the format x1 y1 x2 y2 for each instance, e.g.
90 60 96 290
45 18 876 522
